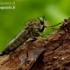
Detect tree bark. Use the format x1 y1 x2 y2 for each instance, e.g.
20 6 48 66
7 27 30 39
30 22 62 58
0 17 70 70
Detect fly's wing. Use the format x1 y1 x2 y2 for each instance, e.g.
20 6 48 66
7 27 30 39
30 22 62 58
0 29 28 56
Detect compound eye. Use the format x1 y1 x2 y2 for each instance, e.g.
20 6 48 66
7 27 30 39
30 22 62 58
38 16 45 25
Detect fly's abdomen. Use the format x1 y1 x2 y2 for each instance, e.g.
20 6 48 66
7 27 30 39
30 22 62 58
0 30 28 56
0 37 25 56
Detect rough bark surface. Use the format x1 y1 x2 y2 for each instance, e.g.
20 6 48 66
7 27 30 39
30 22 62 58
0 17 70 70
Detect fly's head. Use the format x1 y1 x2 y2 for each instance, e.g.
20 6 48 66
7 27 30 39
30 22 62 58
37 16 47 33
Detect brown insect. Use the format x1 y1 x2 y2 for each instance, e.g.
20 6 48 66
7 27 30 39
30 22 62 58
0 16 60 56
0 16 47 56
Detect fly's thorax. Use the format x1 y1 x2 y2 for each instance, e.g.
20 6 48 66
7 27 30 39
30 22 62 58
24 20 41 37
25 18 45 31
25 18 46 35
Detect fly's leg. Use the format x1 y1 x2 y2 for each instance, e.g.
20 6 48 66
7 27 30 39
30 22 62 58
45 23 61 30
25 50 28 67
24 37 37 66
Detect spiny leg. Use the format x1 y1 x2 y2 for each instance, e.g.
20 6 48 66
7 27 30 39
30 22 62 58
24 50 28 67
24 37 37 66
45 23 61 30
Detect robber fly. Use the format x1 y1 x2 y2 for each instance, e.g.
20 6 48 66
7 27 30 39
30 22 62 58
0 16 48 56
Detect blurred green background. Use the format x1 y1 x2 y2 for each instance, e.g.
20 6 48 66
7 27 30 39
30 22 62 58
0 0 70 51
